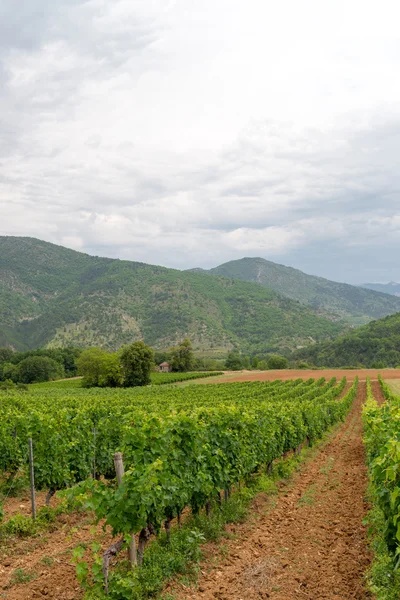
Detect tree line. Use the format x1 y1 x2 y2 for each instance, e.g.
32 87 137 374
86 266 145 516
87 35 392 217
0 338 292 388
0 339 196 387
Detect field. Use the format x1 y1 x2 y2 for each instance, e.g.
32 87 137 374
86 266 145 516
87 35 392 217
0 372 397 599
196 367 400 383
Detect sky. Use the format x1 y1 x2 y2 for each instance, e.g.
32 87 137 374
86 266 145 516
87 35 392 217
1 0 400 284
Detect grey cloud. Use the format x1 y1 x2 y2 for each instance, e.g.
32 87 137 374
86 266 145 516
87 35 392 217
1 1 400 284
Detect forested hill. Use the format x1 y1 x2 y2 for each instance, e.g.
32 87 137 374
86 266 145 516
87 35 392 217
294 312 400 368
0 237 345 353
190 257 400 325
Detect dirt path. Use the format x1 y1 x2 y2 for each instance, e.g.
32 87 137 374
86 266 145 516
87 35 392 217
169 382 372 600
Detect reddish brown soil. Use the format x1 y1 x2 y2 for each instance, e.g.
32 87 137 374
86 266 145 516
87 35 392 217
197 368 400 384
3 491 57 519
168 382 372 600
0 511 115 599
371 380 386 406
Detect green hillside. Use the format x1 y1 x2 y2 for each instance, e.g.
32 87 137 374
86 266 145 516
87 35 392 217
193 257 400 325
0 237 346 353
294 312 400 368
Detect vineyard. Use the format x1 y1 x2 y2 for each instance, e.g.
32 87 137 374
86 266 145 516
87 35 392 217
0 376 358 598
363 376 400 598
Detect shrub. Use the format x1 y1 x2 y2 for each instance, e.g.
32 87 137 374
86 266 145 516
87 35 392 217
266 355 289 370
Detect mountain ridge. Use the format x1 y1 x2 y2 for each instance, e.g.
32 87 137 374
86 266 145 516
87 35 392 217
361 281 400 297
0 236 346 353
189 257 400 325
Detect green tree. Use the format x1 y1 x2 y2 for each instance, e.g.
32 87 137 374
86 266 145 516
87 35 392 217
154 351 168 366
168 338 194 372
76 348 109 387
17 356 64 384
0 362 18 382
99 352 123 387
266 355 289 370
0 348 14 364
225 352 242 371
120 341 154 387
77 348 123 388
251 356 259 369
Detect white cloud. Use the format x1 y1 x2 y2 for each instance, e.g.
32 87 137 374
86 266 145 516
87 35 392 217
1 0 400 282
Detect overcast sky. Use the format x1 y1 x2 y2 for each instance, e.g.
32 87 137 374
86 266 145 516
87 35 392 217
1 0 400 284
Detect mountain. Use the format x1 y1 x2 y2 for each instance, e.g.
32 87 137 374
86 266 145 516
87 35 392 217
294 312 400 368
0 237 346 353
361 282 400 297
189 257 400 325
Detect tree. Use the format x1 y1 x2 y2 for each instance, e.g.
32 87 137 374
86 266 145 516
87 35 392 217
154 351 168 366
0 362 18 382
225 352 242 371
251 356 259 369
77 348 123 388
266 355 289 370
0 348 14 364
77 348 110 387
120 341 154 387
99 353 123 388
17 356 64 384
168 338 194 372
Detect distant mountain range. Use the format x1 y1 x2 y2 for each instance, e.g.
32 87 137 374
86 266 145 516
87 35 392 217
2 237 400 354
360 282 400 297
188 257 400 325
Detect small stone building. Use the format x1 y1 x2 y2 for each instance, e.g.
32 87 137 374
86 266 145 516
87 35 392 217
159 361 172 372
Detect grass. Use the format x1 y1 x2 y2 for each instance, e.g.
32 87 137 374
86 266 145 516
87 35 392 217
0 498 76 545
30 372 223 390
7 568 36 586
297 484 317 506
40 556 54 567
387 379 400 396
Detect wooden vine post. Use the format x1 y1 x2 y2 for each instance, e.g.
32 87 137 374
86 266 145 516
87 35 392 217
113 452 137 567
28 438 37 519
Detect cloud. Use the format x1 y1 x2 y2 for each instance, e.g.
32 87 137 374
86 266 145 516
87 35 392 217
1 0 400 283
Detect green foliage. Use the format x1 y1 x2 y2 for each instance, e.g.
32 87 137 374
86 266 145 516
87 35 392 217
17 356 64 383
296 312 400 368
8 568 36 586
150 371 222 384
120 341 154 387
168 338 194 372
0 362 18 382
0 347 13 363
266 355 289 370
0 346 81 382
0 375 357 597
363 377 400 598
0 236 347 354
225 352 242 370
0 505 60 538
205 257 400 325
77 348 122 388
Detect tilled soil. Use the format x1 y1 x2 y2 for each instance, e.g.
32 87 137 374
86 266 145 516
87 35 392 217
169 382 372 600
197 369 400 384
0 511 114 599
